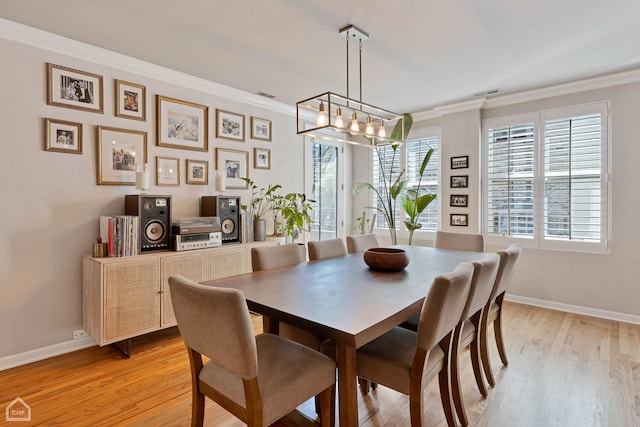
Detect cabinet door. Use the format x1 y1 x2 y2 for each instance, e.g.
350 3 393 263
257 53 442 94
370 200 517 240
208 246 247 280
161 252 207 327
103 258 161 343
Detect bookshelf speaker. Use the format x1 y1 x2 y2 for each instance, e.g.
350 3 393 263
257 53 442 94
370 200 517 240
201 196 240 243
125 194 172 252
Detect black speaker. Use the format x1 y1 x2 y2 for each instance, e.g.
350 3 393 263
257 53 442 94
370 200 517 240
125 194 172 252
201 196 240 243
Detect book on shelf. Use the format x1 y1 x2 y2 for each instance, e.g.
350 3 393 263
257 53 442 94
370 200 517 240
99 215 139 257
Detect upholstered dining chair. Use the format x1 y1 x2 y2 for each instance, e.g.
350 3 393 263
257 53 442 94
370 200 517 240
322 262 474 427
346 233 379 253
434 230 485 252
479 244 522 387
450 253 500 427
307 238 347 261
251 243 306 271
168 275 336 427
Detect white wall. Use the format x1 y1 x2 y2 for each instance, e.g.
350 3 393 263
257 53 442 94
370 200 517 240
0 29 302 360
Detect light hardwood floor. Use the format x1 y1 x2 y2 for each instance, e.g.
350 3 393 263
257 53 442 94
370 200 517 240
1 302 639 426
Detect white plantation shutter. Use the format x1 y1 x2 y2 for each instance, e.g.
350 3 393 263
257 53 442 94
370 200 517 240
372 145 402 229
486 123 535 237
405 137 439 230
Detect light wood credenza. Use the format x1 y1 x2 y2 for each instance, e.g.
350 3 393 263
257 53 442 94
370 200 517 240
82 240 278 355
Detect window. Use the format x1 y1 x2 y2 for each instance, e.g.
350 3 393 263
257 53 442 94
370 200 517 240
484 103 608 253
372 133 440 233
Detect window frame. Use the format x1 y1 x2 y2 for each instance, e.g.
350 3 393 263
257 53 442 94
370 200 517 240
482 102 610 254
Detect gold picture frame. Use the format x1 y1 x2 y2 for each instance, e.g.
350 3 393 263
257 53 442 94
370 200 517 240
44 118 83 154
47 63 103 113
156 156 180 187
254 147 271 170
156 95 209 151
216 148 249 189
97 126 147 185
250 116 272 141
115 79 146 121
186 159 208 185
216 109 245 141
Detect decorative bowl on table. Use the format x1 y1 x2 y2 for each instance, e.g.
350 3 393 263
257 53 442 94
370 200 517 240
363 247 410 272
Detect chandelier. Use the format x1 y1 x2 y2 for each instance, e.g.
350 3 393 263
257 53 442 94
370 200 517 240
296 24 405 147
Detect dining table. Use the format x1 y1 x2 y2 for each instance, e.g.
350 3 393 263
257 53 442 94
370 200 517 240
200 244 485 426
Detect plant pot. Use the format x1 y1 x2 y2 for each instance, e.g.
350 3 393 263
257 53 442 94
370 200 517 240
253 219 266 241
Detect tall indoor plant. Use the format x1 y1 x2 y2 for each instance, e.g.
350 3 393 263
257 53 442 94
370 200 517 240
240 178 281 241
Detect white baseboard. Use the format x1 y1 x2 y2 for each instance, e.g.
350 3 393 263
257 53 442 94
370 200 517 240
506 294 640 326
0 337 96 372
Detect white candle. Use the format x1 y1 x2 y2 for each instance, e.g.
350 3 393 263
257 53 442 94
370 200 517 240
136 164 149 190
216 175 226 192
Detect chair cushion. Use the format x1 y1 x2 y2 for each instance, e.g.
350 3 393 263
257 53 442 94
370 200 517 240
200 333 335 426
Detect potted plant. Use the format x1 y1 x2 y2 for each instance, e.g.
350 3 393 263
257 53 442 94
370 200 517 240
278 192 314 243
240 178 281 241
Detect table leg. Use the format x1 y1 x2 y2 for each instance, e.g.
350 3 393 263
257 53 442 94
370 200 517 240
336 341 358 427
262 315 279 335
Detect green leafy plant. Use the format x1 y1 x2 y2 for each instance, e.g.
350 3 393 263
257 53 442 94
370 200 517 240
400 148 436 244
278 192 314 241
240 178 281 220
354 210 371 234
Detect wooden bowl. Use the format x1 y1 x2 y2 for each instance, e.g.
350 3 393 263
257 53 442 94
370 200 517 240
363 247 410 272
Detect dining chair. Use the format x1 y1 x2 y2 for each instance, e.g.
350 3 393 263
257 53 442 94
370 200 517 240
168 275 336 427
307 238 347 261
479 244 522 387
346 233 379 253
450 253 500 426
434 230 485 252
322 262 474 427
251 243 306 271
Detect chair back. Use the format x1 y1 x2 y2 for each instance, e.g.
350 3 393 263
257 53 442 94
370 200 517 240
307 238 347 261
168 275 258 380
459 253 500 321
251 243 306 271
416 262 474 351
489 244 522 300
434 231 484 252
346 233 379 253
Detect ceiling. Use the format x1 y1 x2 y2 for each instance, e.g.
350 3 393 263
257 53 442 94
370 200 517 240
3 0 640 113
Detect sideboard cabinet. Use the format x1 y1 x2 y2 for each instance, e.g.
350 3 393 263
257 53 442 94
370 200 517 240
83 241 277 347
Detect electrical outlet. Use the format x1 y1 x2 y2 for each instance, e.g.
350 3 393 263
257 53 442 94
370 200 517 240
73 329 88 340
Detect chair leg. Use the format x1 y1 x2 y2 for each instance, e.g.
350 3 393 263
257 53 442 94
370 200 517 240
469 312 488 397
450 323 468 427
318 384 336 427
191 389 205 427
437 334 458 427
358 376 372 395
494 295 509 366
479 304 496 387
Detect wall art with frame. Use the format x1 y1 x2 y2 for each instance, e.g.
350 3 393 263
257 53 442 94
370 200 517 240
186 159 208 185
156 156 180 186
97 126 147 185
44 118 82 154
216 109 245 141
250 116 272 141
450 194 468 208
254 147 271 170
450 213 468 227
216 148 248 189
450 175 468 188
115 79 146 121
156 95 208 151
47 63 103 113
450 155 469 169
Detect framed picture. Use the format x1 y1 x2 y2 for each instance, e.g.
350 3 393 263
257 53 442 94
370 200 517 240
216 148 249 189
254 148 271 170
47 63 103 113
450 194 468 207
186 159 208 185
115 80 146 121
250 116 272 141
450 175 469 188
450 213 469 227
451 155 469 169
97 126 147 185
216 109 245 141
156 95 208 151
156 156 180 186
44 118 82 154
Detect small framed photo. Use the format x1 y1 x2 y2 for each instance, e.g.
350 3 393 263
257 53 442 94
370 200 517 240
47 63 103 113
450 175 468 188
217 148 249 189
250 116 272 141
115 80 146 121
254 148 271 170
97 126 147 185
450 194 468 207
450 214 468 227
216 109 245 141
186 159 208 185
451 155 469 169
157 95 208 151
156 156 180 186
44 118 82 154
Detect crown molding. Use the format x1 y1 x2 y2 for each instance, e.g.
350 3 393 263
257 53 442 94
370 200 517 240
0 18 296 117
